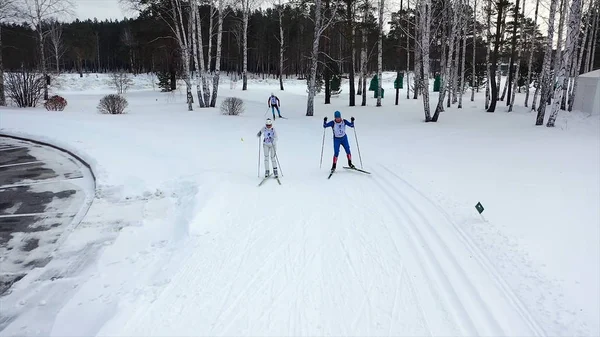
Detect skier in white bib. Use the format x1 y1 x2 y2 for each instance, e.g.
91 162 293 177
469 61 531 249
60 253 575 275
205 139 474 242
323 110 355 172
268 93 283 119
257 118 279 178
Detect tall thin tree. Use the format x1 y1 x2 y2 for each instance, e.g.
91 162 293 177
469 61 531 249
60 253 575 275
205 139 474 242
548 0 583 126
569 0 596 110
505 0 520 105
376 0 384 106
535 0 559 124
524 0 540 107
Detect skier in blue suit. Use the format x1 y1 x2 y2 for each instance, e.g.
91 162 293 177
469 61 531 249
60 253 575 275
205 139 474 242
323 110 355 172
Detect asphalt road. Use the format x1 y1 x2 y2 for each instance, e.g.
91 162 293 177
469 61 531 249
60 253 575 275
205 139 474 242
0 136 94 296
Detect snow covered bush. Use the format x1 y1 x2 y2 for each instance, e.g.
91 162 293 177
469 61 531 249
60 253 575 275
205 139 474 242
44 95 67 111
5 68 45 108
98 94 128 114
220 97 244 116
110 71 133 94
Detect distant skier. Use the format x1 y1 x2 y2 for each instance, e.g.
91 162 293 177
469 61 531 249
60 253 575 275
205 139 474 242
257 118 279 178
268 93 282 119
323 110 355 172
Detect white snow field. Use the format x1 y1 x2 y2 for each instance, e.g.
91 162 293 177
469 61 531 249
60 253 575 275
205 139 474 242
0 72 598 336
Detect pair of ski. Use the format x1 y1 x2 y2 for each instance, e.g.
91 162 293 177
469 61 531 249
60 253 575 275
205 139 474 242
328 166 371 179
258 174 281 186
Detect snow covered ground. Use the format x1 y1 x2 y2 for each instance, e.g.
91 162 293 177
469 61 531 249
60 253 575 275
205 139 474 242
0 72 598 336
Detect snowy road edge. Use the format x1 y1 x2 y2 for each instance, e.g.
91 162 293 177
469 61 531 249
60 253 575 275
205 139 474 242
0 131 97 251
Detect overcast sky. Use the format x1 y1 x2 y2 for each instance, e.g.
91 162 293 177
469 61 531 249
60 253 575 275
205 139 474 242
74 0 135 21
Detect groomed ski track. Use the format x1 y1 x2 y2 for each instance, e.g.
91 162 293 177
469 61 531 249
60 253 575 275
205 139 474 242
97 163 545 336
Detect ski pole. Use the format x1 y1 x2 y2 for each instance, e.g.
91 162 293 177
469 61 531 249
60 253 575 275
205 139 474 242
274 147 283 177
319 128 325 168
257 136 261 177
353 127 363 169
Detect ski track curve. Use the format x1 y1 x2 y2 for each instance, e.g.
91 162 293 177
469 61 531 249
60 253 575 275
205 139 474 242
373 163 545 336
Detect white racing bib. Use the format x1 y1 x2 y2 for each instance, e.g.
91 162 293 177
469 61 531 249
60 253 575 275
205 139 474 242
263 127 276 144
333 121 346 138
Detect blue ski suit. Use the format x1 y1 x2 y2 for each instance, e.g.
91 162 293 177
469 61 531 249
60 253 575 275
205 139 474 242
323 118 354 159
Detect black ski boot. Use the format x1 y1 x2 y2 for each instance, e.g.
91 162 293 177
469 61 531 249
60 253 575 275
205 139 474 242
331 162 337 173
265 170 270 178
274 168 279 178
348 160 356 169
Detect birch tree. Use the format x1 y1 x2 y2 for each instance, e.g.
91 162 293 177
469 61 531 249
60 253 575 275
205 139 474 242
569 0 595 110
548 0 582 126
361 0 370 106
276 0 285 91
434 0 459 117
0 0 16 106
471 0 477 102
535 0 559 125
458 0 468 108
48 20 65 73
376 0 384 106
240 0 257 90
485 0 491 108
508 1 524 112
210 0 224 107
190 1 205 107
14 0 75 101
306 0 338 115
419 0 432 121
505 0 520 105
584 4 598 72
588 4 599 71
524 0 540 107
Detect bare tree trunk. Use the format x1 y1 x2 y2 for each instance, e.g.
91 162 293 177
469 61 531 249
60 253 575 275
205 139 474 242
413 17 420 100
242 0 249 90
36 27 48 100
585 4 598 73
406 0 411 100
361 3 368 106
172 0 193 111
346 0 355 105
452 1 462 105
509 2 524 112
485 0 491 109
535 0 559 124
548 0 583 126
376 0 383 106
306 0 322 116
0 25 4 106
191 3 206 107
569 0 595 110
420 0 432 121
435 0 458 117
49 22 64 74
471 0 477 102
487 0 506 112
524 0 540 107
210 0 224 107
207 0 214 73
458 0 468 108
279 3 285 91
547 0 568 107
506 0 521 105
590 6 599 71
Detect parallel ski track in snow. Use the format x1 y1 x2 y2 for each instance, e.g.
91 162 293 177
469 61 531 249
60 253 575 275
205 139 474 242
104 164 545 336
372 164 545 336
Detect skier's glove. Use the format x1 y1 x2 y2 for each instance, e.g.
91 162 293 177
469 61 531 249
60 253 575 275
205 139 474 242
257 131 261 137
324 117 328 122
351 117 355 122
